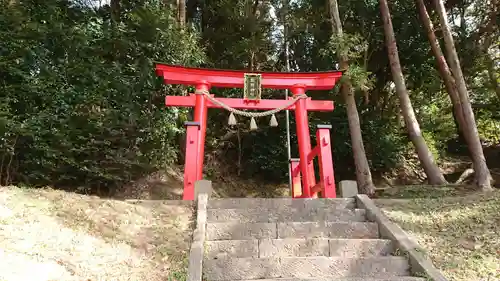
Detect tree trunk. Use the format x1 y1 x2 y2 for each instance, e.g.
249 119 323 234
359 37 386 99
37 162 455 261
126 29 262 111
328 0 375 195
110 0 120 23
379 0 447 185
247 0 260 71
178 0 186 28
416 0 466 140
432 0 493 191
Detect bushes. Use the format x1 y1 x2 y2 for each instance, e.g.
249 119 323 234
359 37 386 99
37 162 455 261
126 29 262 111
0 1 204 189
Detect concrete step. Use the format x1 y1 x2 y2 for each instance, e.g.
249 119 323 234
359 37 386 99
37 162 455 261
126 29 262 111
277 222 380 239
327 239 393 257
207 198 356 210
206 222 379 241
207 208 366 223
206 240 259 259
231 276 427 281
205 239 393 259
203 256 410 280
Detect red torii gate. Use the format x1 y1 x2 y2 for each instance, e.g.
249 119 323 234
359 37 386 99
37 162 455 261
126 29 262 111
155 64 343 200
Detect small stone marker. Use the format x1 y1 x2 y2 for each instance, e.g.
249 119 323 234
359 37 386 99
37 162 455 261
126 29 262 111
339 180 358 198
194 180 213 199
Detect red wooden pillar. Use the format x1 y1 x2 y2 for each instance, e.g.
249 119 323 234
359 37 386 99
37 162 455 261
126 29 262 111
290 158 302 198
183 121 200 200
291 85 316 198
316 124 336 198
194 82 210 181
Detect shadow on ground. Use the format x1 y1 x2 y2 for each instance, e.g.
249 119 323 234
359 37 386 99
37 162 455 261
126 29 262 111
375 191 500 281
117 165 290 200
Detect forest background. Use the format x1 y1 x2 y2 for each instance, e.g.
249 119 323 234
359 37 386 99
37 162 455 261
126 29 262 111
1 0 499 196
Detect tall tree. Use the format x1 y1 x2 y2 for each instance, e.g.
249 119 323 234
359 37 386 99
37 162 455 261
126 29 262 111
247 0 260 71
328 0 374 194
379 0 447 184
178 0 186 28
416 0 466 140
432 0 493 190
110 0 120 23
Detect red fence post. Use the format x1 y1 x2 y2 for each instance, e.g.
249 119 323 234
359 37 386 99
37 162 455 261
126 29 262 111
183 121 200 200
316 124 336 198
290 158 302 198
291 85 315 198
194 82 210 181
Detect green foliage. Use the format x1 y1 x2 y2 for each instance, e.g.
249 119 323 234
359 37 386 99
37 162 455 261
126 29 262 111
242 128 291 182
343 64 375 92
363 120 409 171
417 101 457 157
0 0 204 189
477 111 500 144
422 131 441 161
323 33 374 92
1 0 498 191
327 33 368 61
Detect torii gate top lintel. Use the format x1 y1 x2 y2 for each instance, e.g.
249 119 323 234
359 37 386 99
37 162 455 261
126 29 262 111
155 63 343 90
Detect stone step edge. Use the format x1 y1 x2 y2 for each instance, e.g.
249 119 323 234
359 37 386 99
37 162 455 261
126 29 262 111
203 256 410 280
207 205 358 211
206 221 380 241
205 238 394 259
231 278 426 281
207 198 356 209
206 238 391 242
207 207 363 212
207 208 366 223
204 256 406 262
231 276 427 281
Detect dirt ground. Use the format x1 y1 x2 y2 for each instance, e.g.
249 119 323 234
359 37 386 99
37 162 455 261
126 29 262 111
118 165 290 200
0 186 194 281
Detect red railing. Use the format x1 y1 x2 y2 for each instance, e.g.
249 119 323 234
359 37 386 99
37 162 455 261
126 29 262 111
290 125 336 198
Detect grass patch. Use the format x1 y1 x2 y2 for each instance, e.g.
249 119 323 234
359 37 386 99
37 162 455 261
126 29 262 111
375 190 500 281
0 186 194 281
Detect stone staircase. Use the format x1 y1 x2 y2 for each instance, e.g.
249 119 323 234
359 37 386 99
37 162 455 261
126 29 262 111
201 198 426 281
